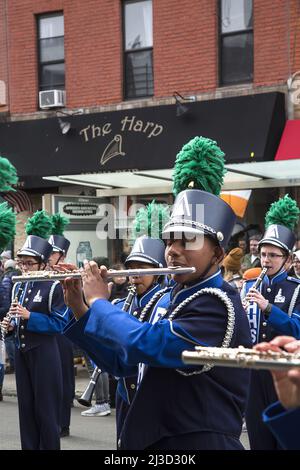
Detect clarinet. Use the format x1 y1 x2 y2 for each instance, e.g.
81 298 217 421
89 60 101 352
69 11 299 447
1 283 24 339
77 285 137 407
244 267 268 309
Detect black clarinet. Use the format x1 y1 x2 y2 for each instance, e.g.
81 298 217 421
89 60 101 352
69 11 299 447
77 285 136 407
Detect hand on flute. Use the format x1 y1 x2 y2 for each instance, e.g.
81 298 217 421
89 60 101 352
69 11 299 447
255 336 300 409
55 263 88 320
82 260 112 307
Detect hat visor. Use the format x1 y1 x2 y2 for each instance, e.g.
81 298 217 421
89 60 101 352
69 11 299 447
17 249 40 257
259 238 290 252
162 225 205 238
125 256 156 266
52 247 63 253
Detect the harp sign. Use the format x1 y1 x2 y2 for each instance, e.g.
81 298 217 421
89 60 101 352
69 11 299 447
100 134 125 166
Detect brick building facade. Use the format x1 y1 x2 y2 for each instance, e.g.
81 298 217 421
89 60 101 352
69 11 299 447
0 0 299 114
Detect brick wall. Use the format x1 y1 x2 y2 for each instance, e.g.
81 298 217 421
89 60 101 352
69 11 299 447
154 0 217 97
3 0 300 114
0 0 8 110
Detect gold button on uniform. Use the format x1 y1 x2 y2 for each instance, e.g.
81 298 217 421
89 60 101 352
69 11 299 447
21 344 25 348
262 334 266 339
130 384 136 390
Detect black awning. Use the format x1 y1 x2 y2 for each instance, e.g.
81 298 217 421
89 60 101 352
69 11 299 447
0 91 285 188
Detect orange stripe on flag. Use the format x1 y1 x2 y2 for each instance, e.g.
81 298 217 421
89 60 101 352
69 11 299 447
220 190 252 218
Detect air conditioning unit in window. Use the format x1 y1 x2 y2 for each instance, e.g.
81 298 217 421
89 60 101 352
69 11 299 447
39 89 66 109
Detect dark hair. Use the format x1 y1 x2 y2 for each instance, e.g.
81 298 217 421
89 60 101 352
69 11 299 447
92 256 109 268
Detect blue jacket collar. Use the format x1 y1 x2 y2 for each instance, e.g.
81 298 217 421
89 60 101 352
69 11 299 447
171 269 223 304
265 268 287 286
136 283 163 308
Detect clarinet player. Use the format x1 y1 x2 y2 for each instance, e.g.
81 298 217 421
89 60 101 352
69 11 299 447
242 195 300 450
1 233 69 450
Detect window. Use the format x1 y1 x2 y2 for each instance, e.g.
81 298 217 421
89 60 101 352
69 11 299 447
38 13 65 91
123 0 153 99
220 0 253 86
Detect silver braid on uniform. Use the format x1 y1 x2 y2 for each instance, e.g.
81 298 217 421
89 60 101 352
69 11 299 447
137 287 170 322
164 288 236 376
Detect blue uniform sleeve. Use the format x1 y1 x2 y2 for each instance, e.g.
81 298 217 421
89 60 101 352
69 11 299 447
64 311 137 377
268 305 300 339
83 299 210 368
27 282 69 334
263 401 300 450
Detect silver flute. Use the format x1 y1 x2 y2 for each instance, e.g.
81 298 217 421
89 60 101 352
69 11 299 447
182 346 300 370
12 266 196 283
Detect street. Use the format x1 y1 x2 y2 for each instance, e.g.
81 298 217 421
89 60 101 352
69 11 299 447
0 396 249 450
0 396 116 450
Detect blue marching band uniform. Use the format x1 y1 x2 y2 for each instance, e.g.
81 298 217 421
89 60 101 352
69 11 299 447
48 233 75 437
242 221 300 450
112 236 171 440
65 187 252 450
12 235 69 450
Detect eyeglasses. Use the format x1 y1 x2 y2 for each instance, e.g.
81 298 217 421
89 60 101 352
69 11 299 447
16 261 39 267
260 253 286 260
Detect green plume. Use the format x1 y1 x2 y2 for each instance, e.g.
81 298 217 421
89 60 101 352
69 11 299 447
0 156 18 192
265 194 300 230
25 210 53 239
0 202 16 251
172 136 226 197
51 213 70 235
132 200 170 239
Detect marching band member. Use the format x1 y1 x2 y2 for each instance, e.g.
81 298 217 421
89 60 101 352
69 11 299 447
63 136 252 450
242 195 300 449
1 211 69 450
48 213 74 438
114 230 170 439
255 336 300 450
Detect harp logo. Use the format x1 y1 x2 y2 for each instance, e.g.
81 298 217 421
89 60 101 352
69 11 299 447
100 135 125 166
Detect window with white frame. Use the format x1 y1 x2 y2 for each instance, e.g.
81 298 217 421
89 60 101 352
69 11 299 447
37 12 65 91
220 0 253 86
123 0 153 99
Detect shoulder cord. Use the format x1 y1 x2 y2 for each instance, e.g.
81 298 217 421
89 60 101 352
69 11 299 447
136 287 170 322
166 287 236 376
48 281 60 312
288 284 300 317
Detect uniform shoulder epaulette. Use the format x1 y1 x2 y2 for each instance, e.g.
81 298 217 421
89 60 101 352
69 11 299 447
287 276 300 284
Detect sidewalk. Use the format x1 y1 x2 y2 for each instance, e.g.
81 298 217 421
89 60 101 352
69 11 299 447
2 364 91 398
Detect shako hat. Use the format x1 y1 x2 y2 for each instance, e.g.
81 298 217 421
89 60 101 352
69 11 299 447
18 234 53 262
48 213 70 255
18 210 53 262
125 236 166 268
127 200 169 267
162 136 236 248
259 195 300 253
